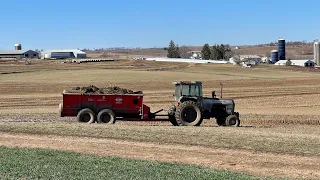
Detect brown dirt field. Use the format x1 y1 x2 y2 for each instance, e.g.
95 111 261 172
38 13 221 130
0 132 319 179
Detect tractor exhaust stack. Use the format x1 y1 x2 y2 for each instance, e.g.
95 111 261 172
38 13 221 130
220 82 223 98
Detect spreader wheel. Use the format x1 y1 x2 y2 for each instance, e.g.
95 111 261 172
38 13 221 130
97 109 116 124
77 108 95 124
59 103 63 117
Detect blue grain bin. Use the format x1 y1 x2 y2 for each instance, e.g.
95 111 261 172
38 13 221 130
271 50 278 63
278 39 286 60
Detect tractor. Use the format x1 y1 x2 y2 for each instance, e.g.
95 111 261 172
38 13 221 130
168 81 240 126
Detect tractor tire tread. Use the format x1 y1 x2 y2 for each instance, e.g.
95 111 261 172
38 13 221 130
226 114 240 127
175 101 203 126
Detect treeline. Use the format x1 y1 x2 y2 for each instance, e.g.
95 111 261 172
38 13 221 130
256 40 316 47
166 40 232 60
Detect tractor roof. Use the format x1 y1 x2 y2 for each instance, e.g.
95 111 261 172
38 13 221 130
172 81 202 85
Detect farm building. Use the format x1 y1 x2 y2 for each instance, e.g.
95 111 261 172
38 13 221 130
0 50 39 59
275 60 315 67
41 49 87 59
229 55 262 65
189 51 202 59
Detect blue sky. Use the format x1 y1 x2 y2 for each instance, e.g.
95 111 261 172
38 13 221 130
0 0 319 50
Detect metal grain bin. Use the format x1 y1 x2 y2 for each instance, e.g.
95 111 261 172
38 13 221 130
271 50 278 63
278 39 286 60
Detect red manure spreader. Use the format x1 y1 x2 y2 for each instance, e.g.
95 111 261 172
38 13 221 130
59 81 240 126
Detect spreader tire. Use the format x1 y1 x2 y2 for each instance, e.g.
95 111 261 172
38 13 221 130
77 108 95 124
97 109 116 124
59 103 63 117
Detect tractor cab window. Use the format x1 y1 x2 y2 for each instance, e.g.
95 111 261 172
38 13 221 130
181 84 202 97
190 84 199 96
181 85 190 96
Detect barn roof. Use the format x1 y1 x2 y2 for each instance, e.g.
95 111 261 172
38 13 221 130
0 50 33 55
42 49 86 54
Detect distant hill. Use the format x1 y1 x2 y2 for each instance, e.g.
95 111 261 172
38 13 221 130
85 41 314 60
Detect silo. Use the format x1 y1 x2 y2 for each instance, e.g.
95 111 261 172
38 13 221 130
278 38 286 60
15 44 22 50
314 41 320 65
270 50 278 63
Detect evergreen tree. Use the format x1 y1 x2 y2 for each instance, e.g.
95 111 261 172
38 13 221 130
210 45 221 60
175 45 181 58
211 44 232 60
167 40 176 58
167 40 181 58
201 44 211 60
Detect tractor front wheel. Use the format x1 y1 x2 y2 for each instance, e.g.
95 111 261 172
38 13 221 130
175 101 203 126
226 115 240 127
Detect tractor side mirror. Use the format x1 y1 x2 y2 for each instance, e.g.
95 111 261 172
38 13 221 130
212 91 216 98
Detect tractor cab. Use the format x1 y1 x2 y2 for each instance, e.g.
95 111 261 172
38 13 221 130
173 81 203 102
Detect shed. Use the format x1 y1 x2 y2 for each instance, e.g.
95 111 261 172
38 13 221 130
275 60 315 67
41 49 87 59
0 50 39 59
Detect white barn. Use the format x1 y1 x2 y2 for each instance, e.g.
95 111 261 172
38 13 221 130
41 49 87 59
275 60 315 67
0 50 39 59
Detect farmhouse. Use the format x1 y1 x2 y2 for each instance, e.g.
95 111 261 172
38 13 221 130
0 50 39 59
41 49 87 59
275 60 315 67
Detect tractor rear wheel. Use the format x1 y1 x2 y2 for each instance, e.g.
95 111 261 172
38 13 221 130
168 106 178 126
226 115 240 127
175 101 203 126
77 108 95 123
97 109 116 124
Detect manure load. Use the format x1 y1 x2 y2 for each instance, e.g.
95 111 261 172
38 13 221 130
64 85 142 94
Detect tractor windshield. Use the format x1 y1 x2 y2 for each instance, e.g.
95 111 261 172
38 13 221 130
181 84 202 97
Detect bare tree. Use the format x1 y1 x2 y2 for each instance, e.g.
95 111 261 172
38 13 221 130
230 50 242 65
179 46 191 59
297 43 313 55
